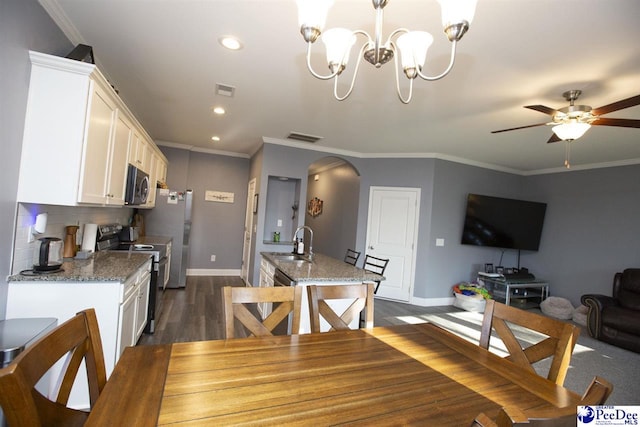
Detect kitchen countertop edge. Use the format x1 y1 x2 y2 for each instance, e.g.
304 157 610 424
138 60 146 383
8 252 152 283
261 252 384 283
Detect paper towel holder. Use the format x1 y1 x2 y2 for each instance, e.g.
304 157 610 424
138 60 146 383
28 213 48 243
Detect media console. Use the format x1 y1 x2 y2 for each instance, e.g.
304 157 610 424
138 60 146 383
477 276 549 309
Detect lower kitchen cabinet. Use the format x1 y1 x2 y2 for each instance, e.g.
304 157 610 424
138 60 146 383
5 258 152 409
258 257 276 318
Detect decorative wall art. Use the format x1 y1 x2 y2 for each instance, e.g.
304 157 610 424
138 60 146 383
307 197 323 217
205 190 235 203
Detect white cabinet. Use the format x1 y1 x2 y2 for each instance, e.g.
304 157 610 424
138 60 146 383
17 51 160 207
258 257 276 318
116 260 152 355
156 156 168 185
105 112 132 205
77 87 131 205
128 131 151 173
135 269 151 338
143 151 158 208
118 286 137 357
6 257 152 409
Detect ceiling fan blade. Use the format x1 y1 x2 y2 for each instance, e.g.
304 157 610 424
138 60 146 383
592 94 640 116
546 133 562 144
491 123 548 134
592 117 640 128
524 105 557 115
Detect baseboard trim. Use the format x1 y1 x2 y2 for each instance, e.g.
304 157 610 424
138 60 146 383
187 268 242 276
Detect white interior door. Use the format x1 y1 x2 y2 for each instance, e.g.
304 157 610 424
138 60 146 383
241 178 256 284
365 187 420 302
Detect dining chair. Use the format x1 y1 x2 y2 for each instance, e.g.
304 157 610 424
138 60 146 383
363 254 389 294
470 375 613 426
343 248 361 266
222 286 303 338
307 283 374 333
479 299 580 386
0 308 107 427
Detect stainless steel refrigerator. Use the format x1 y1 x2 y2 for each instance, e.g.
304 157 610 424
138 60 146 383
144 189 192 288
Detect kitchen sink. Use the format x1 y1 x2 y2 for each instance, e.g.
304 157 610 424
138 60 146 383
271 253 311 263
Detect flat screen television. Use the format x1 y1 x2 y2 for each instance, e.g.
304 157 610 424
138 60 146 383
461 194 547 251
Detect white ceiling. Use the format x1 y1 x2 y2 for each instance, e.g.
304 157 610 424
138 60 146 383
41 0 640 174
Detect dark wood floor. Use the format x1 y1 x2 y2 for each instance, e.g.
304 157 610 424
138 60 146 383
138 276 458 346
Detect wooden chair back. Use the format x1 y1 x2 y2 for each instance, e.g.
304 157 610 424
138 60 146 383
0 308 107 427
363 255 389 293
470 375 613 427
223 286 302 338
343 249 361 266
307 283 374 333
479 299 579 386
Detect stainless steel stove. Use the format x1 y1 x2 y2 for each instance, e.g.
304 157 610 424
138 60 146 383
95 224 171 334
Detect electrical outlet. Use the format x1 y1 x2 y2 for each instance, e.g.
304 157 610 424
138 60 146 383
277 219 282 227
210 255 216 262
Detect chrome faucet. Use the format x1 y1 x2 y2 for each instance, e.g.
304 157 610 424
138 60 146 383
293 225 313 260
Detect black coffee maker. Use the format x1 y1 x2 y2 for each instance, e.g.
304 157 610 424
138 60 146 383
33 237 64 272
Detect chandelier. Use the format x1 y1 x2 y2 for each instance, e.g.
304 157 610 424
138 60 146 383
296 0 478 103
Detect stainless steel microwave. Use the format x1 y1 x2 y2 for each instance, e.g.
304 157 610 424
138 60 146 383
125 164 150 205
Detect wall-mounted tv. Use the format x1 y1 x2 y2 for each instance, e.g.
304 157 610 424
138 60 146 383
461 194 547 251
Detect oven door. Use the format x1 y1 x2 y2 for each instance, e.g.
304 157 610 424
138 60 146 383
157 256 169 291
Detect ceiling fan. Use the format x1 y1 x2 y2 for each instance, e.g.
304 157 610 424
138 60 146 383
492 90 640 167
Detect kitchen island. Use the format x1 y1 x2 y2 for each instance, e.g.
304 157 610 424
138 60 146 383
261 252 383 283
6 251 152 409
260 252 384 333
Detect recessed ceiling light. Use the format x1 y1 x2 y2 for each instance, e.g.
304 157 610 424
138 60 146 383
211 136 221 142
213 107 225 115
219 36 243 50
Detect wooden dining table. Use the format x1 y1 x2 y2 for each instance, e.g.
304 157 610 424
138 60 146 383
85 322 581 426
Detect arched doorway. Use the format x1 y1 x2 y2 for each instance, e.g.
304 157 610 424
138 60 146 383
305 156 360 261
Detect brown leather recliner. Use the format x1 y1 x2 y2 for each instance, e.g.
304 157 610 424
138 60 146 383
581 268 640 353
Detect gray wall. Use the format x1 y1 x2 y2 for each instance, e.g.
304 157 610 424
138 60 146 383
255 144 640 307
306 162 360 261
0 0 72 319
249 144 364 285
423 160 528 298
523 165 640 305
159 147 250 270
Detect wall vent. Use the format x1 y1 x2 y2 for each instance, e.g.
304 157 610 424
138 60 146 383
287 132 323 143
216 83 235 97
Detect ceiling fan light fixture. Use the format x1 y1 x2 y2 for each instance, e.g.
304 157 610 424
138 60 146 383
552 122 591 141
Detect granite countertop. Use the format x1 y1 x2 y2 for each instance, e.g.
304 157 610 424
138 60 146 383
261 252 384 283
8 252 152 283
136 235 173 246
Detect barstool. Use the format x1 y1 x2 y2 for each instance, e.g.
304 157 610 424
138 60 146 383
343 249 361 266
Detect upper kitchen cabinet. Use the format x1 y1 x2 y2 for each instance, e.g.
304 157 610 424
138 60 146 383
17 51 164 207
129 131 151 174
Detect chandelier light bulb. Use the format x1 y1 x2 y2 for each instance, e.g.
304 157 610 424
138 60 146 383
438 0 478 28
397 31 434 76
297 0 334 42
322 28 356 72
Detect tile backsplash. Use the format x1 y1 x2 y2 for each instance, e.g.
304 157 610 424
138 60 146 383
12 203 134 274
